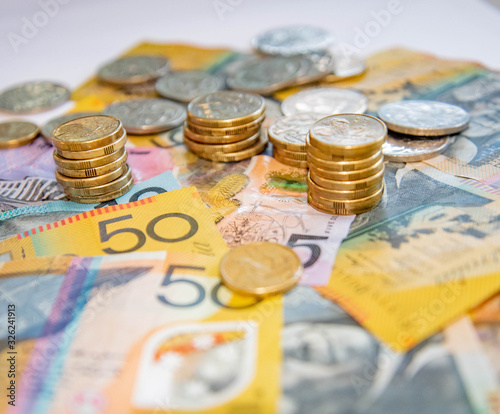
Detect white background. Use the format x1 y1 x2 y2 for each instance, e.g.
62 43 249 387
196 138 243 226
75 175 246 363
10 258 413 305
1 0 500 123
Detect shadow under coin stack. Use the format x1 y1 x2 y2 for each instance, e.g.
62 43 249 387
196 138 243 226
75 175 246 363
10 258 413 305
307 114 387 215
184 91 268 162
51 115 133 203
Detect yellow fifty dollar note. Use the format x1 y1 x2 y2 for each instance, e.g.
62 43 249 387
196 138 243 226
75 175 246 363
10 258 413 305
0 187 227 261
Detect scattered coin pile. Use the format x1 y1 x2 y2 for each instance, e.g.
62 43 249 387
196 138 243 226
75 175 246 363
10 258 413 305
184 91 268 162
307 114 387 215
268 113 321 169
51 115 133 203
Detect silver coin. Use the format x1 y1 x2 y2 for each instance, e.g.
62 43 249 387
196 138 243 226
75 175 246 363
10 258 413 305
294 53 334 86
253 25 334 56
378 100 470 136
156 70 224 103
262 98 283 129
330 51 366 79
103 98 186 135
0 81 70 114
268 113 323 149
41 112 101 140
281 87 368 116
226 56 303 95
97 55 170 86
188 91 265 123
383 132 451 162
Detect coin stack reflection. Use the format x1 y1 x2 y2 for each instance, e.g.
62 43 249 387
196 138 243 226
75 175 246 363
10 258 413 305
184 91 268 162
307 114 387 215
51 115 133 204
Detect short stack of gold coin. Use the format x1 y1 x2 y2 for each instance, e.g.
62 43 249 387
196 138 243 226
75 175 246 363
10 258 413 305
184 91 268 162
51 115 133 203
307 114 387 215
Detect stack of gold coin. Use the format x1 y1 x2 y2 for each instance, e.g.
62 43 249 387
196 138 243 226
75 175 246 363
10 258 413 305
268 113 321 169
184 91 268 162
307 114 387 215
51 115 133 203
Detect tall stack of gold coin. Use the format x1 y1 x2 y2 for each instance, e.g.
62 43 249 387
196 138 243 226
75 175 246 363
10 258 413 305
51 115 133 203
183 91 268 162
307 114 387 215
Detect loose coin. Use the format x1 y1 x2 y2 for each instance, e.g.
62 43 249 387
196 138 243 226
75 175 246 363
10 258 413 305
324 51 367 81
55 163 128 188
309 167 385 191
57 150 127 178
378 100 470 136
103 98 186 135
188 91 265 128
0 81 70 114
273 146 307 161
54 147 126 172
307 173 383 200
281 87 368 116
268 113 322 151
309 158 384 181
156 70 224 102
184 130 260 153
252 25 334 56
54 130 127 160
194 132 268 162
382 133 451 162
186 114 265 137
64 165 133 197
307 149 383 171
52 115 123 151
293 52 334 85
184 122 260 144
41 112 100 141
97 55 170 86
309 114 387 156
0 121 39 149
273 150 309 169
308 184 384 215
220 242 303 297
226 56 303 95
66 174 134 204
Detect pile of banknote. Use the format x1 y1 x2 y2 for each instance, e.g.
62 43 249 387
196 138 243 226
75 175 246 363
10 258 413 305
0 24 499 414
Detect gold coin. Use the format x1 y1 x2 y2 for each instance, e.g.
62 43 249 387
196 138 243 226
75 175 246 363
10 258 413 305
194 132 268 162
63 165 132 197
308 184 384 215
307 136 381 161
307 149 383 172
307 173 383 200
184 130 260 154
309 167 384 191
309 158 384 181
273 150 308 169
187 91 266 128
0 121 39 149
53 147 126 170
220 242 303 297
56 150 127 178
66 174 134 204
273 146 307 161
186 114 265 136
51 115 123 151
55 163 128 188
184 122 260 144
309 114 387 157
54 130 128 160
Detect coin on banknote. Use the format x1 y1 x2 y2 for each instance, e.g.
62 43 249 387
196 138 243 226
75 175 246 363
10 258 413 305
252 25 334 56
273 150 309 169
309 167 384 191
55 163 128 188
378 100 470 136
188 91 265 128
184 130 260 154
156 70 224 102
268 113 322 151
103 98 186 135
97 55 170 86
64 165 133 197
0 121 39 149
0 81 70 114
65 173 134 203
281 87 368 116
220 242 303 297
382 133 451 162
194 131 268 162
226 56 303 95
54 130 127 160
52 115 123 151
41 112 100 141
56 149 127 178
309 113 387 156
